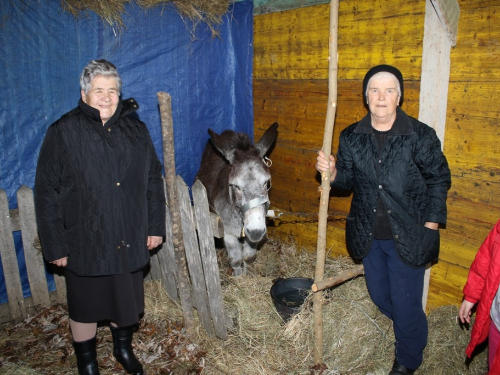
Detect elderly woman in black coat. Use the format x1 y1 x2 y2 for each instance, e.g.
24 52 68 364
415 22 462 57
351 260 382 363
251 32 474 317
35 59 166 375
316 65 451 375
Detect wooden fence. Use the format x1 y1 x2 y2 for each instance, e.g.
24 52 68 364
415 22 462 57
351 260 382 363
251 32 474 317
0 178 232 340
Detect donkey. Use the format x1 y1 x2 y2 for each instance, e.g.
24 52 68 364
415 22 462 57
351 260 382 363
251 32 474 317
196 122 278 276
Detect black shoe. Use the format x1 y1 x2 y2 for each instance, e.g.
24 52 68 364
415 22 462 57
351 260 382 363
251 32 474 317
389 359 415 375
73 336 100 375
110 325 144 374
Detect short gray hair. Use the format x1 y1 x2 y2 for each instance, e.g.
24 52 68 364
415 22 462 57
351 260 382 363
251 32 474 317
79 59 122 94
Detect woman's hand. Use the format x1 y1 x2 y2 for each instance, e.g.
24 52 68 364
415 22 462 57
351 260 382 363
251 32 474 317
147 236 163 250
424 222 439 230
316 150 337 182
459 299 475 324
51 257 68 267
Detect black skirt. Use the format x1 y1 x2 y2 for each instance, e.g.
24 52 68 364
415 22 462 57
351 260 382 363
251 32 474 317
65 268 145 327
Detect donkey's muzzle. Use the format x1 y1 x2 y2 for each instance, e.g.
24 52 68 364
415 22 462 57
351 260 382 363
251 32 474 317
245 227 267 243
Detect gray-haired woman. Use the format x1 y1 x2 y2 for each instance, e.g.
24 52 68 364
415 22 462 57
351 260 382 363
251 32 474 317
35 59 166 374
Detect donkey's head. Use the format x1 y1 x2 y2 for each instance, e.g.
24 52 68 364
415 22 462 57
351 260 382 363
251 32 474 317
208 122 278 243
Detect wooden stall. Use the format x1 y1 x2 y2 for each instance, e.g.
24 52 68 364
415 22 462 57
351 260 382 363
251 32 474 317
0 182 230 340
253 0 500 310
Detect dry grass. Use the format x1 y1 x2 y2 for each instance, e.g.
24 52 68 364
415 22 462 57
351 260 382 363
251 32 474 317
195 237 488 374
60 0 230 36
0 237 489 374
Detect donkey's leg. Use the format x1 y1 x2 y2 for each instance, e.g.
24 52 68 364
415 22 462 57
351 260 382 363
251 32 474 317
224 234 245 276
242 239 259 275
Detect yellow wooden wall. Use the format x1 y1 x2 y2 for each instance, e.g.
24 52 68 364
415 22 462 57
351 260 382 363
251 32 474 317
253 0 500 310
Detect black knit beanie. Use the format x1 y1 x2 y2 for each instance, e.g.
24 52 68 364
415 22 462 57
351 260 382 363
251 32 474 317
362 64 404 105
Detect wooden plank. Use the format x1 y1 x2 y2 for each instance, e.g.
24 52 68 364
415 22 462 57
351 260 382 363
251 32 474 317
448 3 500 81
254 2 425 81
8 208 20 231
0 301 12 323
268 217 349 258
176 176 214 336
192 179 231 339
17 186 51 308
0 295 39 324
430 0 460 46
419 0 455 310
210 212 224 239
0 189 26 322
52 271 66 304
419 0 453 144
157 184 179 302
427 261 470 310
254 0 329 15
147 251 161 281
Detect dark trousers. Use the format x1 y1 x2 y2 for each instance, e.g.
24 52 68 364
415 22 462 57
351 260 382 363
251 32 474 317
362 239 428 370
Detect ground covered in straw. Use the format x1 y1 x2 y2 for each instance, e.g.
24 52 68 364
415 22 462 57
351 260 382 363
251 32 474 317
0 238 490 374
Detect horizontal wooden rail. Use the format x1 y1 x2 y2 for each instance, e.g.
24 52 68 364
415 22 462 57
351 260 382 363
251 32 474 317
311 264 364 292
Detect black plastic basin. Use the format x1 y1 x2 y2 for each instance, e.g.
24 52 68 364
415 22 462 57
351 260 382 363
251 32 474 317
270 277 313 322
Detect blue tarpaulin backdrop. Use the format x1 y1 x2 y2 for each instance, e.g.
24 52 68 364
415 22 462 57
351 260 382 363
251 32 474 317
0 1 254 304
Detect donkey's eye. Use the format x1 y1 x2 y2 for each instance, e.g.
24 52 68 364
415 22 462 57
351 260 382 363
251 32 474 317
230 184 241 192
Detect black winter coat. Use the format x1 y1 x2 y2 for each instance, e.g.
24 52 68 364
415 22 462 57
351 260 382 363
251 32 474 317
35 98 166 276
333 107 451 268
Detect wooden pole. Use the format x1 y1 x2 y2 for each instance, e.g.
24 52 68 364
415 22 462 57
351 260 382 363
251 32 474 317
157 91 195 335
313 0 339 367
312 264 364 293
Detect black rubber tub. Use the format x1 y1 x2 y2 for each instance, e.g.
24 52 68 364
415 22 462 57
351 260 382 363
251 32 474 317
270 277 314 322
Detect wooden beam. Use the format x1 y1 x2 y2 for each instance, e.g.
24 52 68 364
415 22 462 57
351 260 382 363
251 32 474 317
419 0 459 310
430 0 460 46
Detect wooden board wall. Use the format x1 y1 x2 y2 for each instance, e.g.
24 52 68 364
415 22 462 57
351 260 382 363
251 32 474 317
253 0 500 310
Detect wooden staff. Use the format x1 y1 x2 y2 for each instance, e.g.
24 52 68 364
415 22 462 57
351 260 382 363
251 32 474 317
157 91 195 335
312 0 339 367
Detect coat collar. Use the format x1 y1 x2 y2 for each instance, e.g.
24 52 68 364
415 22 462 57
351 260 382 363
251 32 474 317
354 106 414 135
78 97 139 126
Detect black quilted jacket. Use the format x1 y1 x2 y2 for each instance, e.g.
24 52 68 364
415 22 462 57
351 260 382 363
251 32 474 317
333 107 451 268
35 98 166 276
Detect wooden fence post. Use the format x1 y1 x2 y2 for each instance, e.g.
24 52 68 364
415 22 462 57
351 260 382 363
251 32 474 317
17 186 51 308
0 189 27 322
192 179 231 339
157 91 195 335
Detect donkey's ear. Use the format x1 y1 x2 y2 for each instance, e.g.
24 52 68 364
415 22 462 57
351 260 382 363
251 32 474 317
255 122 278 158
208 128 236 163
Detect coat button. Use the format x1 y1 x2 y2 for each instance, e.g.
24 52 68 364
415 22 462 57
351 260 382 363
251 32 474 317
394 235 399 239
116 182 120 186
373 208 376 212
378 185 383 189
107 128 111 132
378 159 382 163
117 245 121 249
387 210 391 214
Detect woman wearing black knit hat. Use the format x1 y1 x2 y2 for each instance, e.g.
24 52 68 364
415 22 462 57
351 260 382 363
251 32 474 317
316 65 451 374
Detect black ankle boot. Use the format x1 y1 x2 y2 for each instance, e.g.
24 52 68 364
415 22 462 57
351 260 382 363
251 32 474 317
73 336 100 375
389 359 415 375
110 325 144 374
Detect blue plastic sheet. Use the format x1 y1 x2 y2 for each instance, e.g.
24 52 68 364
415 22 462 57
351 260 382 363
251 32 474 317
0 1 254 304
